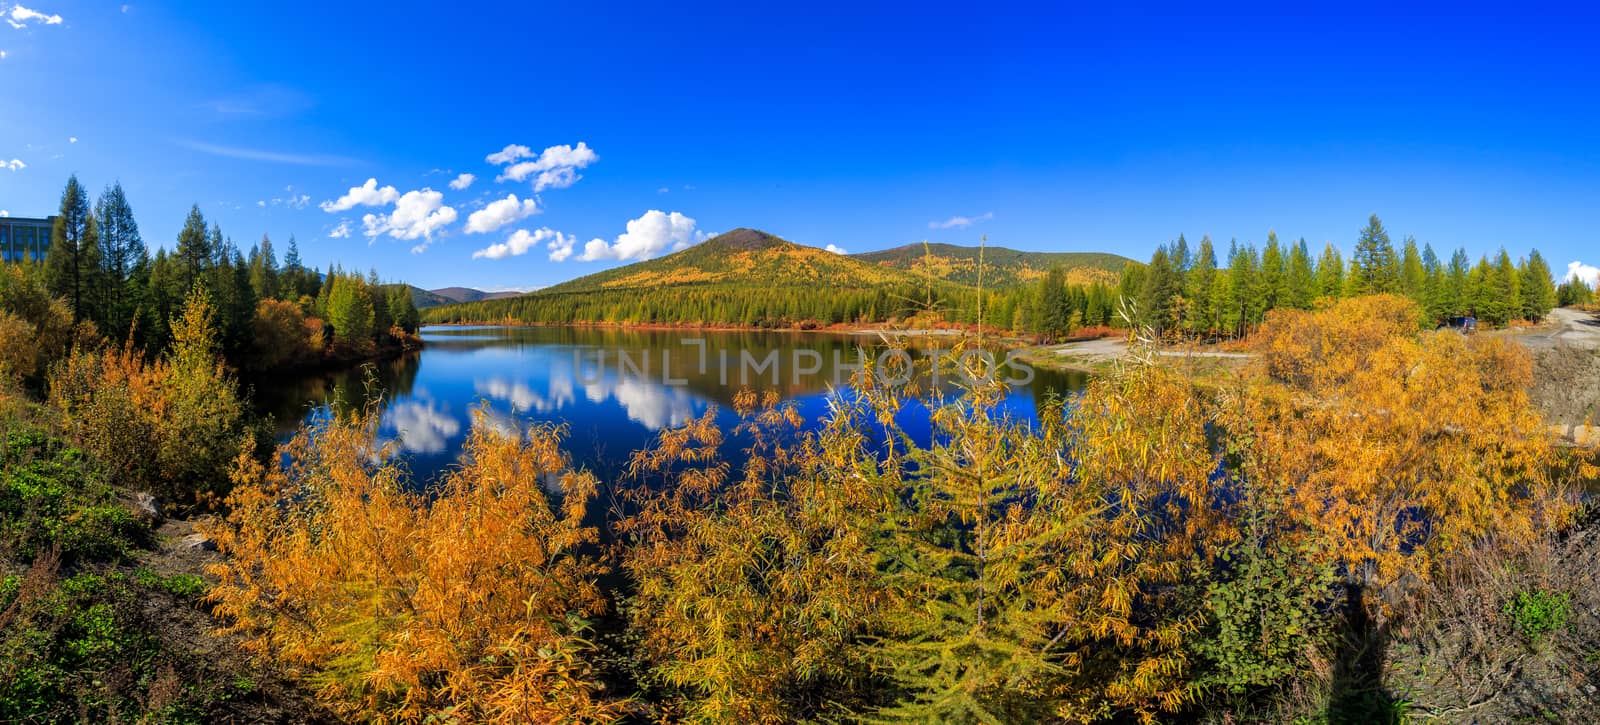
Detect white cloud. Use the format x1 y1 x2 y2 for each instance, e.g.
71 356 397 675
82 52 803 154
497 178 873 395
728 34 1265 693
824 243 847 254
3 158 24 171
7 5 63 28
577 210 704 262
1 50 7 60
384 400 460 454
493 141 598 191
464 193 539 234
1566 261 1600 288
176 139 356 166
472 227 578 261
929 211 994 229
321 177 399 212
657 187 669 194
361 188 457 250
329 220 352 239
448 172 475 190
0 210 9 217
67 136 76 143
485 143 532 165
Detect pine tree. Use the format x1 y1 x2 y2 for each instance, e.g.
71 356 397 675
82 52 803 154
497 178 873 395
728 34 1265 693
45 174 104 324
1315 243 1345 299
1444 249 1471 318
95 181 147 340
175 205 213 294
1260 232 1288 312
1399 236 1426 305
1518 250 1557 321
1169 233 1192 273
1034 267 1071 340
1420 244 1445 320
1138 249 1182 334
1286 239 1317 310
249 234 280 300
1350 215 1401 294
1185 236 1218 335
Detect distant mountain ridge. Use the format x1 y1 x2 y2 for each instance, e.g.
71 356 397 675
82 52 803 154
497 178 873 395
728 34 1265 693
854 242 1132 288
539 228 927 295
421 229 1138 326
405 286 522 308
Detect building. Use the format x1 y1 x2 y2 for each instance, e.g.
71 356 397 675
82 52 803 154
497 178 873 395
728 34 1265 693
0 215 56 263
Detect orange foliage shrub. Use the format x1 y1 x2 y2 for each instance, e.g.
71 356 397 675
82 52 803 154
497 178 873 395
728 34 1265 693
1230 295 1571 608
206 406 619 723
49 289 244 507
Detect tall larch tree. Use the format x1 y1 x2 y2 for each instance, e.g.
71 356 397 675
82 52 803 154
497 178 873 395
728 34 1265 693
1259 232 1288 311
1139 248 1181 334
1518 250 1556 321
1316 243 1345 299
249 234 280 301
95 181 147 341
1286 238 1317 309
174 205 213 294
1185 236 1218 336
1350 214 1401 294
1399 236 1426 305
45 174 104 324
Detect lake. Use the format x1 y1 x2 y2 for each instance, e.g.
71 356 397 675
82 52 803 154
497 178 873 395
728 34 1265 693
252 325 1089 485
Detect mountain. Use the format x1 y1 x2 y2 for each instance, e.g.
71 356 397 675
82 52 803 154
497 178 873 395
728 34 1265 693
429 286 523 304
403 286 455 309
854 242 1134 288
540 228 928 294
422 229 960 327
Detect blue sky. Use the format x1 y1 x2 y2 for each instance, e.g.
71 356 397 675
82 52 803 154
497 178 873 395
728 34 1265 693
2 2 1598 291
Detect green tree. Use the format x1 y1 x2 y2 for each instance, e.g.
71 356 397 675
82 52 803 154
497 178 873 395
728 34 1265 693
1399 236 1426 305
44 175 104 324
1518 250 1557 321
174 205 212 294
1139 248 1182 334
1260 232 1288 312
1286 239 1317 310
94 181 147 341
248 234 280 301
1350 215 1400 294
325 275 375 350
1185 236 1218 335
1315 243 1345 299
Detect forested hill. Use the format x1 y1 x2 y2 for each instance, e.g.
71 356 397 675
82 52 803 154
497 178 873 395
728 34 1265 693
423 228 972 327
854 242 1133 288
540 228 928 294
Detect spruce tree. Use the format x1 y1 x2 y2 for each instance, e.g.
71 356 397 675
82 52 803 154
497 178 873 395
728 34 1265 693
1315 243 1345 299
1286 239 1317 310
1185 236 1218 335
1399 236 1426 305
1350 215 1401 294
1138 248 1181 334
1518 250 1557 321
95 181 147 340
175 205 212 294
250 234 280 300
45 174 104 324
1260 232 1288 312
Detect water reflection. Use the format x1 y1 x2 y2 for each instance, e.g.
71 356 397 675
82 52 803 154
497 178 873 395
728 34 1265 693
252 326 1088 485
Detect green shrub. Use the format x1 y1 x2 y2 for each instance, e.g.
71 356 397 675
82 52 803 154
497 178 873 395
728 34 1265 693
1503 589 1571 645
0 427 147 564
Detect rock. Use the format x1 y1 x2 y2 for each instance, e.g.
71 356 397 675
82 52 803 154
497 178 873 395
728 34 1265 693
132 492 163 523
180 533 217 552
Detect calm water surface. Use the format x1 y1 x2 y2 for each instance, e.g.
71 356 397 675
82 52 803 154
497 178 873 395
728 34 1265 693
253 325 1089 484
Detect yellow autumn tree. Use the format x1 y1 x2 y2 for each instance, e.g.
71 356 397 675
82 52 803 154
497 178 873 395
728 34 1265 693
1231 295 1572 608
206 405 619 723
